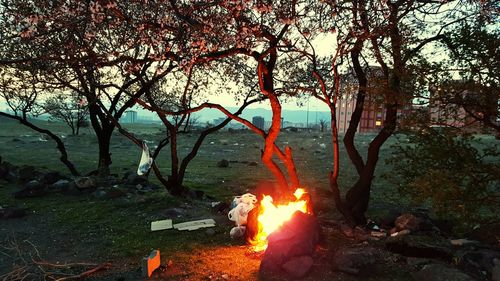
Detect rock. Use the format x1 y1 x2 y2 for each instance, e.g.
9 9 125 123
188 189 204 199
106 188 127 199
259 212 319 279
216 159 229 168
450 239 478 246
230 226 246 239
0 160 7 179
395 213 422 231
333 246 379 274
92 190 108 199
412 264 476 281
385 233 453 260
205 228 216 236
467 223 500 246
248 161 258 166
376 208 402 227
0 207 26 219
406 257 433 267
92 188 127 199
340 224 354 238
39 172 65 185
126 173 148 185
0 162 18 182
493 259 500 281
74 177 96 189
14 180 46 198
18 165 38 183
456 248 500 280
50 179 70 192
162 208 186 218
391 229 411 237
211 201 229 213
282 256 314 279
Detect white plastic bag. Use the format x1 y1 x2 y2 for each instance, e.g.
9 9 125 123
228 193 257 227
137 142 153 175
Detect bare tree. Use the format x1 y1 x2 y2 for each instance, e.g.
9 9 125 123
0 68 79 176
43 92 89 136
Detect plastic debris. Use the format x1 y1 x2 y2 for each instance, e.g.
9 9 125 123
137 142 153 175
228 193 257 238
142 250 161 278
173 219 216 231
151 219 173 231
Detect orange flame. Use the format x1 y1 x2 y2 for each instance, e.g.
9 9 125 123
252 188 310 251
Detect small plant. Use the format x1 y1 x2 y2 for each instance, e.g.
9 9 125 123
388 129 500 230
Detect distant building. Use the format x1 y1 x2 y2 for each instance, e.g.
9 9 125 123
123 110 138 123
336 67 411 133
252 116 265 130
428 81 499 132
213 117 226 125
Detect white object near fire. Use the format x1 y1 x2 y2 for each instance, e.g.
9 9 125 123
151 219 173 231
173 219 216 231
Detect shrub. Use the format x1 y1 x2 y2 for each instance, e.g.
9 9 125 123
387 129 500 230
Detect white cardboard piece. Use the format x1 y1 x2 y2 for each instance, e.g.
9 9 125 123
151 219 173 231
173 219 216 231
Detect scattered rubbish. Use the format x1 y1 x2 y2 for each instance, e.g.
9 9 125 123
142 250 161 278
173 219 216 231
390 229 411 237
228 193 257 238
450 239 478 246
151 219 173 231
137 142 153 176
230 225 246 238
371 231 387 238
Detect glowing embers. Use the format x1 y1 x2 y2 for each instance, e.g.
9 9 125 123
250 188 311 251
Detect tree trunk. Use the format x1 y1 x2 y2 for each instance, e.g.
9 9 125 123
97 126 113 176
0 112 80 176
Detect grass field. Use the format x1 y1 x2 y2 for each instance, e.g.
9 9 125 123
0 118 402 202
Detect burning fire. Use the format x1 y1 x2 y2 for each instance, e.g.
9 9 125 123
251 188 311 251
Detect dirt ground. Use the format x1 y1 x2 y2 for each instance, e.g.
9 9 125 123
0 188 417 281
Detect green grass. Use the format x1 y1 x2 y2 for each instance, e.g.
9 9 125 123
0 118 408 258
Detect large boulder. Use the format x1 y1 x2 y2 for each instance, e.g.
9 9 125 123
412 263 476 281
50 179 71 192
332 246 380 275
456 248 500 280
385 233 453 261
395 213 422 231
39 171 65 185
216 159 229 168
0 161 18 182
74 177 96 189
467 223 500 246
14 180 46 198
259 212 320 279
18 165 38 183
0 207 26 219
125 172 148 185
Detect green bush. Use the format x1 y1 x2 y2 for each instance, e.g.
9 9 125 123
387 129 500 230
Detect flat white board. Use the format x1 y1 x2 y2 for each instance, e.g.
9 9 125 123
173 219 216 230
151 219 173 231
177 223 216 231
